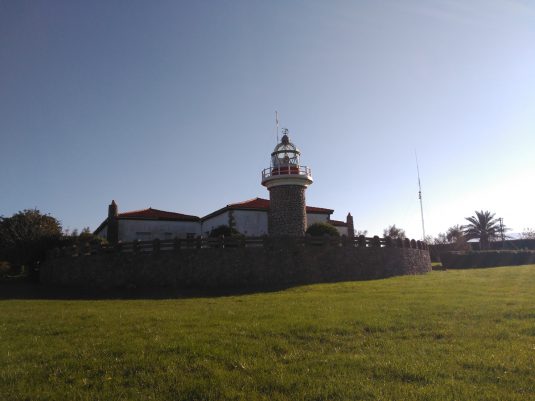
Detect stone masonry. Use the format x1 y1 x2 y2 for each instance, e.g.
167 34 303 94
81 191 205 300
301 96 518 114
41 242 432 290
268 185 307 236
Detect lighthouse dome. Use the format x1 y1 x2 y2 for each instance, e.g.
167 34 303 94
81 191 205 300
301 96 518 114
271 130 301 167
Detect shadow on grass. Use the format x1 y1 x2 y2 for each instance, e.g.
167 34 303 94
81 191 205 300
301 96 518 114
0 279 298 301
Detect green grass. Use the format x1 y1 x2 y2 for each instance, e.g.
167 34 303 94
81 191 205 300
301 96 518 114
1 266 535 400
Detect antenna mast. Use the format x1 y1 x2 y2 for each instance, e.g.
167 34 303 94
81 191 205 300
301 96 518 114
275 111 279 143
415 151 426 241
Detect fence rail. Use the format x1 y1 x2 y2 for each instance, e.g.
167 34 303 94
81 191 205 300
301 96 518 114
50 235 428 258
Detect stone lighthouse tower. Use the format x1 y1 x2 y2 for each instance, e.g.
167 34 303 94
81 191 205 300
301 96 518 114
261 129 313 236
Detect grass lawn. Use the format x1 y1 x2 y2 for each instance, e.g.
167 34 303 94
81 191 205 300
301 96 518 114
1 266 535 400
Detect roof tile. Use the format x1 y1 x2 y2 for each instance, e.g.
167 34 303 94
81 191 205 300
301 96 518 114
119 208 200 221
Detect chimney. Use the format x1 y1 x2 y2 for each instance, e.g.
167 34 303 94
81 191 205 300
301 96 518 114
346 213 354 238
107 200 119 245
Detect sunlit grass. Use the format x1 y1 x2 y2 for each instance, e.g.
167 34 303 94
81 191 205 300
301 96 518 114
1 266 535 400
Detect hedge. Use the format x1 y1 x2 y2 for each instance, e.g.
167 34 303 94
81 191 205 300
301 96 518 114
440 250 535 269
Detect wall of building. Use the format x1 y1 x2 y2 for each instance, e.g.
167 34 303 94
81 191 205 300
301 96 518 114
334 226 348 236
201 212 229 236
118 220 201 241
202 210 330 237
233 210 268 236
306 213 330 225
96 226 107 239
98 210 336 240
41 244 431 289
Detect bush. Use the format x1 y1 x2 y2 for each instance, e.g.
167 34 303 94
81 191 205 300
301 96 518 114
306 222 340 237
440 250 535 269
0 261 11 279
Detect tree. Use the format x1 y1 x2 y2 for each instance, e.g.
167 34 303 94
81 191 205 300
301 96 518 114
446 225 464 243
0 209 62 276
463 210 500 250
383 225 406 240
306 222 340 237
64 226 107 247
433 233 448 245
355 229 368 237
521 228 535 240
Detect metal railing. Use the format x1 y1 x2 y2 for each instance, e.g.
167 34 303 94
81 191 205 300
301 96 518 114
261 165 312 180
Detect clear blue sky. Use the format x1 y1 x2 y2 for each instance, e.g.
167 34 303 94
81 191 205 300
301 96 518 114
1 0 534 238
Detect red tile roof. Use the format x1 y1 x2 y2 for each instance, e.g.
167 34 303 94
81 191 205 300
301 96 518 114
201 197 333 221
227 197 334 214
329 219 347 227
227 197 270 210
119 208 200 222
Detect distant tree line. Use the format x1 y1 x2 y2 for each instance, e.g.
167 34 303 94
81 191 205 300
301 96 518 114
0 209 103 279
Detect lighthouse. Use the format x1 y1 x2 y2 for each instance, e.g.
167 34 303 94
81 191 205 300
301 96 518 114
261 129 313 237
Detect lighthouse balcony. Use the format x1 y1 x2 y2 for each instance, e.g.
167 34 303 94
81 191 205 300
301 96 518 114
261 165 312 184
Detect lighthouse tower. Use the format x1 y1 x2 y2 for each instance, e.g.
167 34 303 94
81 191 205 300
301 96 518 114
261 129 313 237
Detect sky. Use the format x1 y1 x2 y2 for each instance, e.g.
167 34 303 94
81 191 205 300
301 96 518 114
1 0 534 239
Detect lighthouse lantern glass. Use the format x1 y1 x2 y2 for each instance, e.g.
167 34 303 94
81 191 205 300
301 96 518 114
271 135 301 167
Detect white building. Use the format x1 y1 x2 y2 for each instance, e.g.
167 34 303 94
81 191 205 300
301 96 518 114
94 197 352 242
94 203 201 242
201 197 336 237
94 130 353 242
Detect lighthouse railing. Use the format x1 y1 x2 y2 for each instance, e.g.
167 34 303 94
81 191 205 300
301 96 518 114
261 165 311 180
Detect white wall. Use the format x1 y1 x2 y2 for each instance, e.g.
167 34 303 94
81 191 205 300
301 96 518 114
95 226 107 239
118 219 201 241
233 210 268 236
96 210 334 240
306 213 330 225
201 212 230 236
201 210 268 237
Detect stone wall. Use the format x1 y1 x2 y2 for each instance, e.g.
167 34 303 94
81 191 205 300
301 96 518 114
268 186 307 236
41 242 431 290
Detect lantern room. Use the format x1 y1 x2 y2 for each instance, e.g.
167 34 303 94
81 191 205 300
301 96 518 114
271 129 301 167
261 129 313 188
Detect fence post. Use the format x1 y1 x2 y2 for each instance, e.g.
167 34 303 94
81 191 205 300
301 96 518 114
358 235 366 247
372 236 381 247
153 238 161 253
90 242 101 255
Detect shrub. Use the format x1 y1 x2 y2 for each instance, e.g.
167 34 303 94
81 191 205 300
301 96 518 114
440 250 535 269
209 225 243 238
0 261 11 279
306 222 340 237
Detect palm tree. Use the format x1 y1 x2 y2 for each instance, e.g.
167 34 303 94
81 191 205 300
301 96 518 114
463 210 500 250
